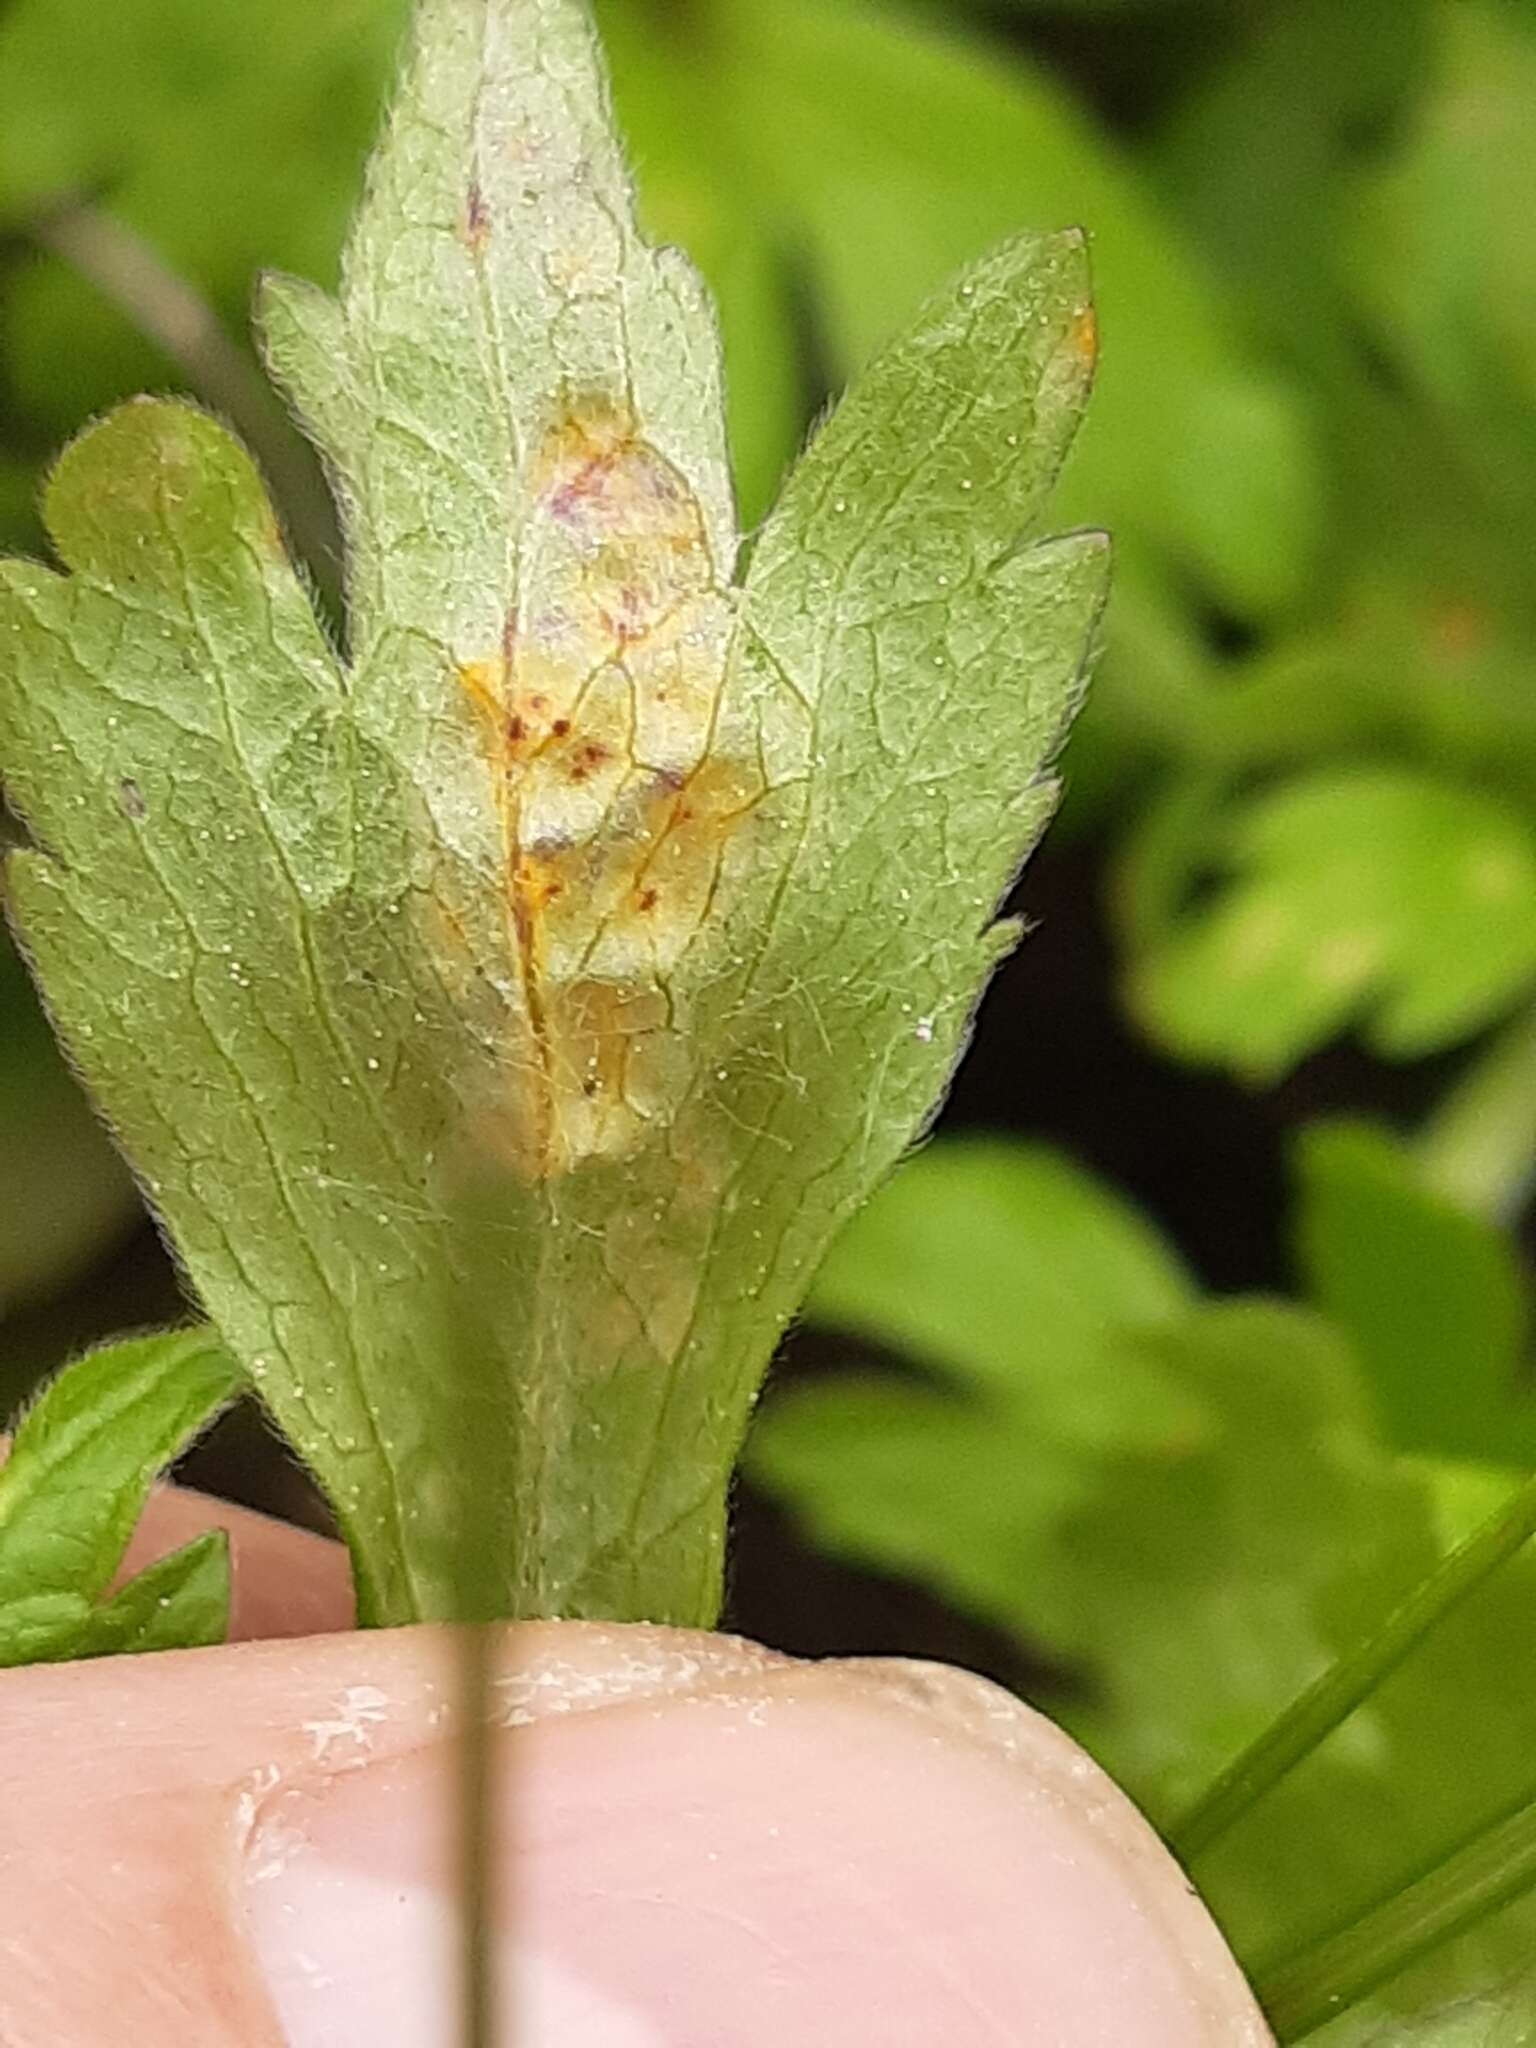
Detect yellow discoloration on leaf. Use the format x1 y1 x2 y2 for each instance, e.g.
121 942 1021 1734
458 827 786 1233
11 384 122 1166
459 395 758 1177
1070 305 1098 370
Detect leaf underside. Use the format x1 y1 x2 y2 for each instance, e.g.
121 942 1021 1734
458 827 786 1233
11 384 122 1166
0 0 1103 1626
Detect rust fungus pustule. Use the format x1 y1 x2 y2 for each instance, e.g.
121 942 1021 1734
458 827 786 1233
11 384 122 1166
455 396 760 1178
459 180 491 253
1070 305 1098 370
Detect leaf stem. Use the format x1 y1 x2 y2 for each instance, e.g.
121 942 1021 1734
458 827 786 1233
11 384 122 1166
31 200 342 604
1170 1467 1536 1862
1416 1000 1536 1224
1255 1783 1536 2041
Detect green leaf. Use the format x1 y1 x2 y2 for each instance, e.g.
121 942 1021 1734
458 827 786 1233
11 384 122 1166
1341 3 1536 509
1155 0 1435 391
0 1327 241 1610
1 0 1100 1629
750 1140 1201 1651
587 6 804 533
1260 1788 1536 2043
0 1529 231 1668
751 1148 1437 1809
671 0 1318 623
1293 1121 1535 1467
0 1593 95 1666
75 1530 230 1657
0 1328 239 1666
1130 768 1536 1079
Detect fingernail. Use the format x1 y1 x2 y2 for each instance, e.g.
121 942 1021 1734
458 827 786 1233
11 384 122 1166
241 1640 1270 2047
241 1739 662 2048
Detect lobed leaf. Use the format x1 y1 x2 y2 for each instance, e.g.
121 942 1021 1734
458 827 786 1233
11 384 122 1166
1129 768 1536 1079
1 0 1102 1626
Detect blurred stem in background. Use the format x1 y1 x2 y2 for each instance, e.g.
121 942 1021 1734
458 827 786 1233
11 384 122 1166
31 202 343 615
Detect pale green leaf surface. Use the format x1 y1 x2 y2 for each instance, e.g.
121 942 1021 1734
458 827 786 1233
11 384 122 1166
587 3 803 532
1131 768 1536 1079
0 1327 241 1610
1293 1122 1535 1467
2 0 1100 1627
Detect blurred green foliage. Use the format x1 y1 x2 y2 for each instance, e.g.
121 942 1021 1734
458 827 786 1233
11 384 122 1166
750 1134 1536 2039
0 0 1533 2032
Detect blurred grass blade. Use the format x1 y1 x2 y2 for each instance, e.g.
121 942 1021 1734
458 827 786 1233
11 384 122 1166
1172 1467 1536 1861
458 1620 499 2048
1256 1784 1536 2041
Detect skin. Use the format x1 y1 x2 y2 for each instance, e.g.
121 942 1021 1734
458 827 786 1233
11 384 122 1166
0 1489 1274 2047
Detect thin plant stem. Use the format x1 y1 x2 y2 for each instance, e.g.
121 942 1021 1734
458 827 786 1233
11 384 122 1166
32 201 342 606
1255 1783 1536 2041
1417 1001 1536 1224
1171 1467 1536 1862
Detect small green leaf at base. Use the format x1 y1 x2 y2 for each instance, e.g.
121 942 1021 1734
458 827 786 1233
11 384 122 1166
0 1328 241 1664
0 1531 230 1670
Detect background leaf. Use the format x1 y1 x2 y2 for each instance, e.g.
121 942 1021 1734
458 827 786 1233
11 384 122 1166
748 1135 1536 2032
1293 1122 1535 1468
1129 769 1536 1078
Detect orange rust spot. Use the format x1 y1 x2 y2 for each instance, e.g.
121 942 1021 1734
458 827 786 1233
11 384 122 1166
452 393 764 1178
513 856 564 918
1070 306 1098 370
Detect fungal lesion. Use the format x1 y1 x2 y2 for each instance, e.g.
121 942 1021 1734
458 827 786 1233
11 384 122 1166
457 393 760 1177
